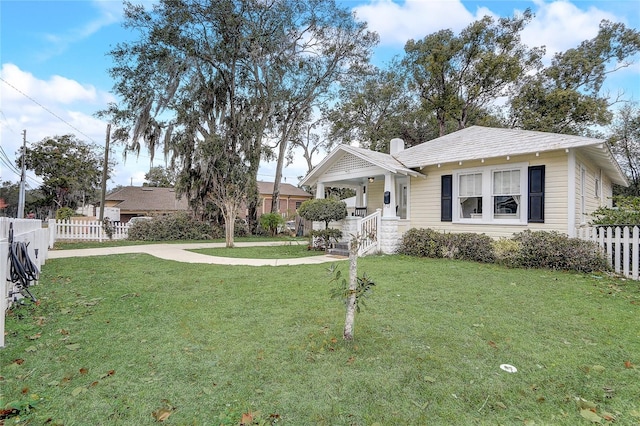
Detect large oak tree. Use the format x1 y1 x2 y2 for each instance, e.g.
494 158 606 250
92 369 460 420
403 10 543 136
101 0 376 242
508 21 640 135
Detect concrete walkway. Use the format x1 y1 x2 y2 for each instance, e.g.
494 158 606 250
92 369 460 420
47 241 347 266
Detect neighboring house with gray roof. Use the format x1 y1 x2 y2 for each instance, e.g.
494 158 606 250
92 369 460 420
104 186 189 223
301 126 628 253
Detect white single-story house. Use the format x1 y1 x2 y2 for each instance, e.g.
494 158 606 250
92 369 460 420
300 126 628 254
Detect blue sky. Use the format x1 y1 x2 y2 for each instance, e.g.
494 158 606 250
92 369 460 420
1 0 639 190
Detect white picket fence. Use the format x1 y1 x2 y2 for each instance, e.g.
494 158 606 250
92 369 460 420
1 218 49 347
576 225 640 280
48 219 130 245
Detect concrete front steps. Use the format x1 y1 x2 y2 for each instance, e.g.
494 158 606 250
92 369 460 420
327 242 349 257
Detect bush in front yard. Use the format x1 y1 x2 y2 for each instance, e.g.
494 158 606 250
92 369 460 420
398 229 494 263
127 212 222 241
397 228 445 258
512 230 610 273
492 238 522 268
400 228 610 274
447 233 495 263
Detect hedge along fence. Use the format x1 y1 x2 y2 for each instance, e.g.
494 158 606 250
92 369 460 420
398 228 612 276
576 225 640 280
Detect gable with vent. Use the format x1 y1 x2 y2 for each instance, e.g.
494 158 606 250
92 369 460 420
325 153 380 178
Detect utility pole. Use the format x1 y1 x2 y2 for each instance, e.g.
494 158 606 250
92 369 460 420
17 130 26 218
99 124 110 221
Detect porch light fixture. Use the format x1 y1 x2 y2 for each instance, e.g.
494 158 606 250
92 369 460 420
368 177 375 183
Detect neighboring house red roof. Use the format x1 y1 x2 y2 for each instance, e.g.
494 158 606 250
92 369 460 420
105 186 189 212
257 181 312 198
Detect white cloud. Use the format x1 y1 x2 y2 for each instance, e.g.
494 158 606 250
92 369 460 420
352 0 625 58
0 64 117 184
521 0 620 60
353 0 486 45
36 0 124 61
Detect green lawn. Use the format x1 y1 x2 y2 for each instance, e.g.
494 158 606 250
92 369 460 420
2 254 639 425
190 244 325 259
52 236 307 251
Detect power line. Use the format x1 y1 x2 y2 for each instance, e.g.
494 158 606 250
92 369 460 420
0 76 99 144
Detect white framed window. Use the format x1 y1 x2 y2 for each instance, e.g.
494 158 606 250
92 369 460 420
458 173 483 219
453 163 528 224
493 169 521 219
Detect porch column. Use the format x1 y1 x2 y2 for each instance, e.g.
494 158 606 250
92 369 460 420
316 182 325 199
382 173 397 218
355 185 364 207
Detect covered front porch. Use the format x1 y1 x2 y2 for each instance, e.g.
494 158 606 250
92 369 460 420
300 140 425 255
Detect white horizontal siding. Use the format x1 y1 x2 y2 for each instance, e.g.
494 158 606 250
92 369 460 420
408 151 572 238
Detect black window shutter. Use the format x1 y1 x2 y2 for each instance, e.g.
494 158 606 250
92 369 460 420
441 175 452 222
528 165 545 223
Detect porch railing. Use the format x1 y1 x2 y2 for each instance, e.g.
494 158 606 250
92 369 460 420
358 210 381 256
576 225 639 280
354 207 368 217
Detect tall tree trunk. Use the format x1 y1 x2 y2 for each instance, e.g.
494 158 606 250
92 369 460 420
222 201 237 248
271 137 288 213
343 237 359 340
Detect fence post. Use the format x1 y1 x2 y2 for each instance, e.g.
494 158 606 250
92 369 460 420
1 238 7 347
633 226 639 281
48 219 56 248
623 226 630 278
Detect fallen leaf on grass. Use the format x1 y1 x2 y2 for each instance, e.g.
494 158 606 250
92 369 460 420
580 409 602 423
27 333 41 340
488 341 498 349
12 359 24 365
576 397 597 410
152 408 173 422
100 370 116 379
65 344 81 351
71 386 87 396
411 400 429 410
624 360 633 368
601 412 616 421
25 346 37 353
59 329 70 335
240 412 254 424
79 368 88 375
424 376 437 383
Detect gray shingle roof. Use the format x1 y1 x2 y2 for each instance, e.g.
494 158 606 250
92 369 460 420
394 126 627 186
301 126 627 187
105 186 189 211
257 182 312 198
397 126 603 167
